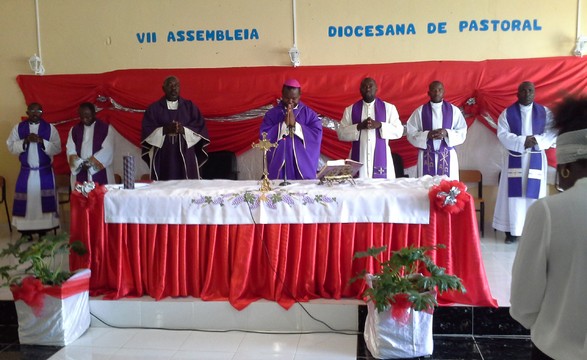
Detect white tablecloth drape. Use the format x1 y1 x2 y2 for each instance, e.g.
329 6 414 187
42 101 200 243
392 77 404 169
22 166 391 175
103 176 440 225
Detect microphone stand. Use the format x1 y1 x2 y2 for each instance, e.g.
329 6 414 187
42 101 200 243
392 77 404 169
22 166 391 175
279 133 291 186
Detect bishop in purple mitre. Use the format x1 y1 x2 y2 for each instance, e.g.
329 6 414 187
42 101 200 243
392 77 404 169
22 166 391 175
260 79 323 180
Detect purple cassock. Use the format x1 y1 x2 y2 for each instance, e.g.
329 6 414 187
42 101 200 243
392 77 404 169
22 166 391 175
13 120 57 217
71 119 109 184
141 97 210 180
260 101 323 180
505 102 546 199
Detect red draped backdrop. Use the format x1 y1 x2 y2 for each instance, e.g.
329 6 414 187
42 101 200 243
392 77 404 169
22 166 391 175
17 56 587 174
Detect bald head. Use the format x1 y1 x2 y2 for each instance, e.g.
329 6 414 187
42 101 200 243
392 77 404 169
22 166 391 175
162 76 180 101
517 81 535 106
360 77 377 103
427 81 445 103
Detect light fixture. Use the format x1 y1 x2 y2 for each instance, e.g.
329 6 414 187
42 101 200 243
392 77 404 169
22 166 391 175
573 36 587 57
28 54 45 75
288 45 300 67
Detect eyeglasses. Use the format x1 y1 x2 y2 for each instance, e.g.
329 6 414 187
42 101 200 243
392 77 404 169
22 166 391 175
29 109 43 113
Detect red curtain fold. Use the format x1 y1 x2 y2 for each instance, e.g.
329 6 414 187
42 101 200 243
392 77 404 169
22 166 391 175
70 187 497 309
18 56 587 174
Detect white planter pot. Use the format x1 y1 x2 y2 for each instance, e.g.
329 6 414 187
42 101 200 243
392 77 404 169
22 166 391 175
11 269 91 346
364 299 434 359
363 274 434 359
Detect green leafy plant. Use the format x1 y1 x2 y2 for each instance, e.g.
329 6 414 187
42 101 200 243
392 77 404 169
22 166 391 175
0 233 86 287
352 245 466 313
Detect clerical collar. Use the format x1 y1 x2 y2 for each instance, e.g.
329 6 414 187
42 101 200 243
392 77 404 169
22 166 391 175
166 100 179 110
28 120 40 125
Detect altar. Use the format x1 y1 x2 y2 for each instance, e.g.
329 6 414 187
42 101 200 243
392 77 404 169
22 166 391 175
69 177 497 310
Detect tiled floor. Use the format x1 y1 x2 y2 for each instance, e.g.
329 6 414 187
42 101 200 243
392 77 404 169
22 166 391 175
0 219 531 360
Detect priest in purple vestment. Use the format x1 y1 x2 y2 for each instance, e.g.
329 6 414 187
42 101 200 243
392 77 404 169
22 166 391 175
407 81 467 180
66 102 114 186
493 81 556 244
260 79 323 180
141 76 210 180
6 103 61 239
337 77 404 179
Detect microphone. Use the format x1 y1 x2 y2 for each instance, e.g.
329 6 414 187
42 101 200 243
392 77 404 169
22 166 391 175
279 134 290 186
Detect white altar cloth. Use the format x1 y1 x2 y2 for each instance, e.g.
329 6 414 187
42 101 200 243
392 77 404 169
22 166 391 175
103 176 437 225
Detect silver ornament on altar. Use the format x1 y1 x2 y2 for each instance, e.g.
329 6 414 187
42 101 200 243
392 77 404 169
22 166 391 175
74 181 96 197
437 186 461 207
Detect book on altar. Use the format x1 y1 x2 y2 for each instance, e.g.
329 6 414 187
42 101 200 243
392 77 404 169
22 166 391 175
317 159 363 179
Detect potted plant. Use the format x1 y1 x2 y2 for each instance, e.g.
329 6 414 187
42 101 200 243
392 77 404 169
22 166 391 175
0 233 90 346
353 244 466 359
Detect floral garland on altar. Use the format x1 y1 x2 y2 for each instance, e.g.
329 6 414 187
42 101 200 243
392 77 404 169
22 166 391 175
190 189 337 210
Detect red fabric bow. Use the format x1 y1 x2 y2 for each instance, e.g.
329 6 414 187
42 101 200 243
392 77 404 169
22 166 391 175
11 277 46 317
428 180 468 214
390 294 434 324
10 271 91 317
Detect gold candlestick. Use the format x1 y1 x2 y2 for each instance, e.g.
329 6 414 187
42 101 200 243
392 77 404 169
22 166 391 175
252 132 278 192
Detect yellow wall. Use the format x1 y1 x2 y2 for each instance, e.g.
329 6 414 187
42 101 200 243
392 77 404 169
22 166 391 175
1 0 585 223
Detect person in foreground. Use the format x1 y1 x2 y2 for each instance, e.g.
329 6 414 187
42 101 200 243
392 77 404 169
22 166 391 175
6 103 61 239
493 81 557 244
337 77 404 178
66 102 114 186
260 79 322 180
406 81 467 180
141 76 210 180
510 95 587 360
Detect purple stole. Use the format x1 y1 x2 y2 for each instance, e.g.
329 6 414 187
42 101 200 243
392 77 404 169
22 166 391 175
421 101 453 176
350 99 387 178
13 120 57 217
72 120 109 184
505 103 546 199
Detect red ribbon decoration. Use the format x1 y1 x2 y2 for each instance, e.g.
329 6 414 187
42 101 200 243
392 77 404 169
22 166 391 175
10 271 91 317
390 293 435 325
10 277 45 317
428 180 468 214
